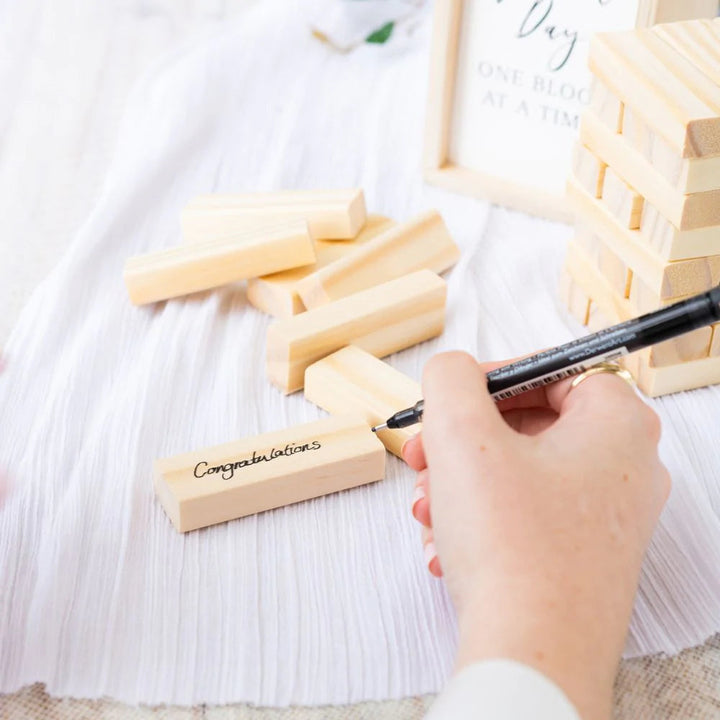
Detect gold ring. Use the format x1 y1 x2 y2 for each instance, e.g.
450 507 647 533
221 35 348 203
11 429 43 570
570 362 635 391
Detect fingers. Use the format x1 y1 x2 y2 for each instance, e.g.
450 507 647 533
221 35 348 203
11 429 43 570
402 434 426 471
421 527 443 578
411 469 431 527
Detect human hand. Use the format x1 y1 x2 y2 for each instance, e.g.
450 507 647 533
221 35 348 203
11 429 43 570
402 352 670 720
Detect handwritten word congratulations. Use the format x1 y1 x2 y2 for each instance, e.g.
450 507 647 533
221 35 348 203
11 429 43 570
194 441 322 481
495 0 616 71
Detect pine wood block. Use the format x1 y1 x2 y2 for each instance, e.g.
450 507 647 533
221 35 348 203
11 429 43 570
589 77 624 133
648 326 712 367
644 1 720 25
568 180 720 299
246 215 395 318
154 414 386 532
628 274 692 315
711 323 720 356
586 301 612 333
559 270 591 326
124 221 316 306
296 211 460 310
640 202 720 261
182 189 367 242
574 226 633 299
601 166 644 230
589 30 720 159
630 353 720 396
571 143 606 199
654 19 720 86
266 269 446 393
623 105 720 193
304 346 421 458
581 110 720 231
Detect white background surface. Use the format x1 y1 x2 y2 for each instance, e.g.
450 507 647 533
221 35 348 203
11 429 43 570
1 0 720 709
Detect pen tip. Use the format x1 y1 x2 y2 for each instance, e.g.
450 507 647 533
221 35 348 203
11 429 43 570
371 423 388 433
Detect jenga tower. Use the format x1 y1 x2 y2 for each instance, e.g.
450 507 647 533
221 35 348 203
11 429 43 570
562 18 720 397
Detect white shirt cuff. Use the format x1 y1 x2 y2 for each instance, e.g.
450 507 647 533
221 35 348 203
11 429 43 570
424 660 582 720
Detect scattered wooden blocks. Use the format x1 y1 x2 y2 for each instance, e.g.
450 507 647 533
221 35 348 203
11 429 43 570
296 211 460 310
182 188 367 242
124 221 316 306
266 270 447 393
305 346 422 458
154 414 386 532
246 215 395 318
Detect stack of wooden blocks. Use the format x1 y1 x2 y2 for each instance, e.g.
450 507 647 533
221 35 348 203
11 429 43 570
563 18 720 397
124 188 460 531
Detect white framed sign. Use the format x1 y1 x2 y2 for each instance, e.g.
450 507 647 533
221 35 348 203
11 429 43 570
424 0 719 222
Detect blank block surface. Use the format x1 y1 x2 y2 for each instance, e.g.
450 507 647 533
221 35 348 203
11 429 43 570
601 166 644 230
182 188 367 241
297 210 460 309
124 221 315 306
267 270 447 393
247 215 395 318
571 143 606 199
305 346 422 457
154 414 386 532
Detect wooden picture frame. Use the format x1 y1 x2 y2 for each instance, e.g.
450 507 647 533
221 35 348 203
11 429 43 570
424 0 719 223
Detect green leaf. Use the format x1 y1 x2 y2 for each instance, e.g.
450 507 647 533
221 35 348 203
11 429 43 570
365 21 394 44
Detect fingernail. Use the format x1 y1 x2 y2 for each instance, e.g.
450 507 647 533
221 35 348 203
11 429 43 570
411 485 426 513
423 541 437 570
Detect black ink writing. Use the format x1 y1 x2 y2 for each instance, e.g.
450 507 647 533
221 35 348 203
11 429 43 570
194 440 322 481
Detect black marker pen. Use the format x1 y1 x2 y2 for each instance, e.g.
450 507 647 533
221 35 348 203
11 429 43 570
371 285 720 432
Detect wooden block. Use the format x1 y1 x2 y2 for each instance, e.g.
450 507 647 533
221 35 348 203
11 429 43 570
246 215 395 318
154 414 386 532
182 189 367 242
631 354 720 396
581 109 720 230
589 77 624 133
568 180 720 299
564 242 719 393
711 323 720 356
304 346 421 458
648 326 712 367
640 202 720 261
296 211 460 310
589 29 720 159
623 105 720 193
654 19 720 86
601 166 644 230
643 2 720 25
571 143 606 199
574 226 633 299
124 221 315 306
559 270 591 326
628 274 692 315
266 270 446 393
586 301 612 333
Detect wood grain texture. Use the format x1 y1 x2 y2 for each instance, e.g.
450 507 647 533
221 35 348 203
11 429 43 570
296 210 460 310
304 346 421 458
581 110 720 231
602 165 644 230
124 221 315 305
571 143 607 199
640 202 720 261
574 225 633 299
589 28 720 158
590 77 624 133
622 104 720 194
182 188 367 241
154 414 386 533
246 215 395 318
564 240 717 391
654 18 720 85
628 274 692 314
641 0 719 25
568 179 720 299
267 270 446 393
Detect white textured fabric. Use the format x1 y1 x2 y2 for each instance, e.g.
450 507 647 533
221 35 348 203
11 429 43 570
424 661 580 720
0 0 720 708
